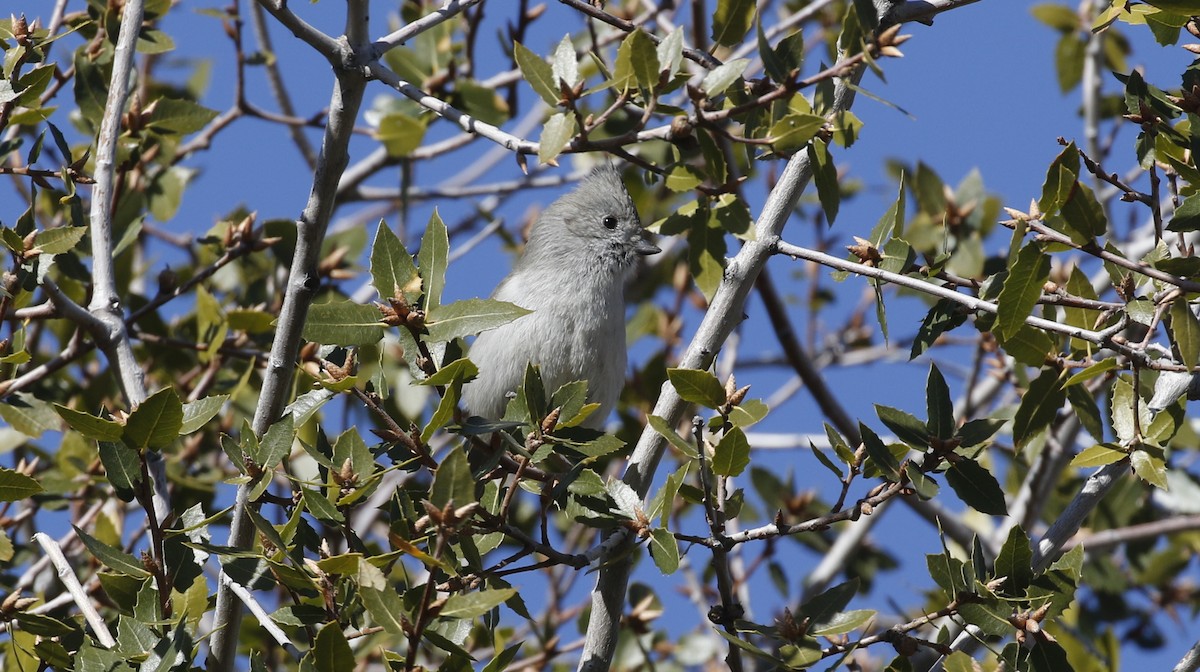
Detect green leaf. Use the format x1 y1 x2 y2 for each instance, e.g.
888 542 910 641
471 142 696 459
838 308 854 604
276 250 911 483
256 413 294 471
809 139 839 225
431 445 474 509
700 58 749 96
1063 358 1119 386
302 487 344 524
310 623 355 672
808 609 875 636
667 368 726 408
377 112 428 157
0 468 43 502
54 404 123 442
1059 180 1107 240
75 527 150 577
1130 449 1168 489
358 562 407 636
0 392 59 438
552 35 579 89
657 28 684 79
648 527 680 574
537 112 575 166
1070 444 1127 468
425 298 531 343
647 414 698 458
995 525 1034 593
146 98 219 135
687 216 726 301
875 405 929 449
860 423 901 480
98 441 141 501
1031 3 1081 31
996 243 1050 341
302 301 385 346
768 113 825 155
1169 300 1200 370
421 357 479 387
180 395 228 434
911 298 968 359
123 387 183 451
956 418 1004 448
1039 142 1079 215
1111 376 1152 444
625 29 660 91
712 0 756 47
418 210 449 312
799 578 859 623
513 42 560 107
32 227 86 255
1167 191 1200 232
926 364 954 440
482 642 524 672
441 588 517 619
370 220 421 304
712 427 750 477
1012 368 1066 448
945 459 1008 515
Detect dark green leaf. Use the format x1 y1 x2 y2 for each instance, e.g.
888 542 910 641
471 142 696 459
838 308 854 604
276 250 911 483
860 422 901 480
98 441 141 501
1167 191 1200 232
75 527 150 577
945 459 1008 515
911 298 968 359
875 405 929 448
302 487 344 524
809 139 839 225
996 243 1051 341
1012 368 1066 448
995 525 1034 593
123 387 183 452
925 365 954 440
799 578 859 623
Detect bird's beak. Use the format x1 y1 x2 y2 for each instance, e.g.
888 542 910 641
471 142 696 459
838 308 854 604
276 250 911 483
635 236 661 256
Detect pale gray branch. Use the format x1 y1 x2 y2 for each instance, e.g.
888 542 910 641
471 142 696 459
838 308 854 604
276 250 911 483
33 533 115 648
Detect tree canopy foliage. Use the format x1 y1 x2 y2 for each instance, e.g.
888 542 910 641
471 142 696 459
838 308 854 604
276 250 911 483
2 0 1200 670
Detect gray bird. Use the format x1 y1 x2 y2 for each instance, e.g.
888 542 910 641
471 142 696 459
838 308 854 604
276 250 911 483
463 166 660 428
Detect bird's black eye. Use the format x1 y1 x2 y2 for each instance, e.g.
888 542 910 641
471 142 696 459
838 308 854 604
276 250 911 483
602 215 618 230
